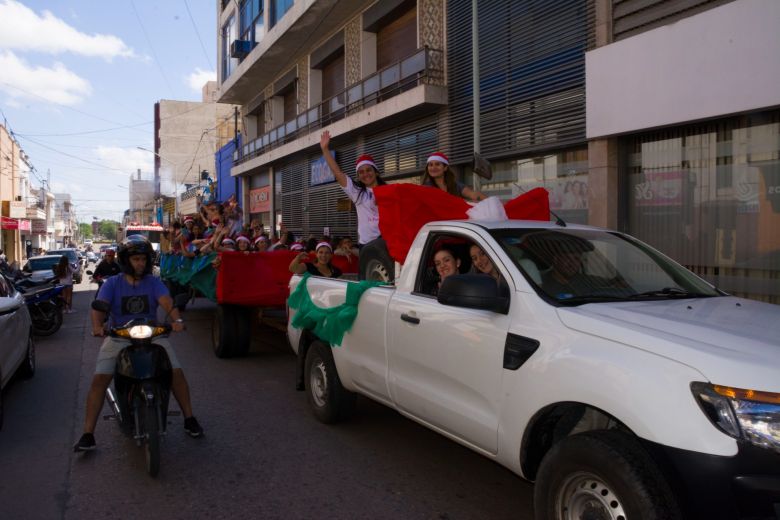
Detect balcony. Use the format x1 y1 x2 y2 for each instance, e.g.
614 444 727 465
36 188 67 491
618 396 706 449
233 47 445 169
219 0 365 104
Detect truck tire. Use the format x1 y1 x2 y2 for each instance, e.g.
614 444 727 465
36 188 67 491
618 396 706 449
212 305 237 358
304 341 356 423
359 238 394 282
233 306 252 357
534 430 681 520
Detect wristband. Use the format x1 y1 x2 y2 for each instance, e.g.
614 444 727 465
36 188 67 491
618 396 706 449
174 318 184 323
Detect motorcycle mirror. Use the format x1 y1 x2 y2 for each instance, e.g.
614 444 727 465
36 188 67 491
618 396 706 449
91 300 110 313
472 152 493 180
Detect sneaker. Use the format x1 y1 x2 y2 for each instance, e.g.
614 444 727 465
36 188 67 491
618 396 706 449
184 416 203 438
73 433 96 452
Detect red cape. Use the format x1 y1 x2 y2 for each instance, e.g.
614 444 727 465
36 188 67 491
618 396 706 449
375 184 549 264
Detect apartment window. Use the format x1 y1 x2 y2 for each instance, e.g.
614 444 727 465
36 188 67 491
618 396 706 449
221 15 238 81
283 86 297 122
240 0 264 44
376 3 417 69
271 0 294 28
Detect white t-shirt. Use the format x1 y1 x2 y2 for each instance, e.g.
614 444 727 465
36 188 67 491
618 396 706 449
342 176 380 245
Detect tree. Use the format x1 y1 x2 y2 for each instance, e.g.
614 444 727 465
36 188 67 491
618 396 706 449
98 220 119 241
78 223 93 239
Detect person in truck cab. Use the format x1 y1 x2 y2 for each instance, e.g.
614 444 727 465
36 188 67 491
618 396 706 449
431 247 461 296
532 233 595 299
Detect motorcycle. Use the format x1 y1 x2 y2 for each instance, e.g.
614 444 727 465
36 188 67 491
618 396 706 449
15 278 65 337
86 270 105 299
91 297 184 477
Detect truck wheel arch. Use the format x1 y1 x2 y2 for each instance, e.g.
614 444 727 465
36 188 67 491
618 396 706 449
295 330 321 391
520 402 631 480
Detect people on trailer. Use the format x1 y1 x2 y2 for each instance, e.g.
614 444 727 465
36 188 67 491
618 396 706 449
269 230 294 251
219 237 236 252
290 243 304 252
334 236 359 258
421 152 487 202
254 236 269 252
289 241 342 278
236 236 251 252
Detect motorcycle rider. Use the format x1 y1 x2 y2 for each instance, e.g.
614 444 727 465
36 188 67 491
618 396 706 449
91 248 121 294
74 236 203 452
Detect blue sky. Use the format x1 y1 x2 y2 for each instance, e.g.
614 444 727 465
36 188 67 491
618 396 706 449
0 0 217 223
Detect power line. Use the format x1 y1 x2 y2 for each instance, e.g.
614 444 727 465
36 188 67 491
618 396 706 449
183 0 214 70
130 0 175 97
14 134 132 174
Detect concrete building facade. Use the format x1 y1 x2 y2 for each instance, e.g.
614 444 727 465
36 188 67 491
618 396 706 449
216 0 780 303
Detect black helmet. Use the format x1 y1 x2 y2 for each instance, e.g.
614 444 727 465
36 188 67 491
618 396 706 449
117 235 153 277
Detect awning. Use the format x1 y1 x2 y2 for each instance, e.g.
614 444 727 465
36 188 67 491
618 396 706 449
0 216 31 231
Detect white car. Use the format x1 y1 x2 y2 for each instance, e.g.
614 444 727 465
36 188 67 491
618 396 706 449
0 274 35 430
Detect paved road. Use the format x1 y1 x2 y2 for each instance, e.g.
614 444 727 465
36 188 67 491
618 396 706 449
0 276 534 519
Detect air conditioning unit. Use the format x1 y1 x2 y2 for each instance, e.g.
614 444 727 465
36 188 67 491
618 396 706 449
230 40 252 59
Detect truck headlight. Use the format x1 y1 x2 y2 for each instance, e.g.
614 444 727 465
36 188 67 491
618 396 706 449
691 382 780 454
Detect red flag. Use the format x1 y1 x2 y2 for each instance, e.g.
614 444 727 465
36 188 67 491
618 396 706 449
375 184 549 264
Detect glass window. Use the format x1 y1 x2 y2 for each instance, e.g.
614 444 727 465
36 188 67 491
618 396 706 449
221 15 238 81
481 148 589 224
239 0 264 44
624 110 780 303
271 0 294 28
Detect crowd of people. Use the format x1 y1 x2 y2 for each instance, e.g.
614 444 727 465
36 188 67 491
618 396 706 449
158 132 490 281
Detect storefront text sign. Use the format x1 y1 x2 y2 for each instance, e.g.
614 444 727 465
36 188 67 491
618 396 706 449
250 186 271 213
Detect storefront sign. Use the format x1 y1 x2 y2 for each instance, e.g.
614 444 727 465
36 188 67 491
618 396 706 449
31 219 47 234
179 197 197 216
249 186 271 213
634 171 683 206
10 201 26 218
19 220 31 232
310 152 336 186
0 216 29 230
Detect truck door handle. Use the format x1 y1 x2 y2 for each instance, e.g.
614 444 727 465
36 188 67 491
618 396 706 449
400 313 420 325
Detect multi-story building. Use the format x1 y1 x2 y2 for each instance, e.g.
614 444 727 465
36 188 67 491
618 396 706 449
216 0 779 302
127 170 156 225
53 193 76 248
0 123 36 262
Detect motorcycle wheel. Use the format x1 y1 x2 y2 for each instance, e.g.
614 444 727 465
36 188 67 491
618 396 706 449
142 403 161 477
32 302 63 337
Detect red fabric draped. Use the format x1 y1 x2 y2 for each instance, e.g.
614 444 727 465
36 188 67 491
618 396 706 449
375 184 550 264
216 251 297 306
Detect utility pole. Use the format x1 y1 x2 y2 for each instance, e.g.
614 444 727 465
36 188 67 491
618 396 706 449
234 106 239 200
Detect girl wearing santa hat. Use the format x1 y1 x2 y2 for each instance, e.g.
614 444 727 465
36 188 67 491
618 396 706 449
320 130 386 246
421 151 486 201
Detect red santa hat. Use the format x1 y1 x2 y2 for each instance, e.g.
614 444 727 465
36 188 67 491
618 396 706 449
236 235 251 243
427 152 449 165
355 154 376 172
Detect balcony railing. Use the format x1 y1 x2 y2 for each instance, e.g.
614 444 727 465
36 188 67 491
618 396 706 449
235 46 444 165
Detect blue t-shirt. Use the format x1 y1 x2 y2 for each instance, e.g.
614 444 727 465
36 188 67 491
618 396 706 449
97 274 169 327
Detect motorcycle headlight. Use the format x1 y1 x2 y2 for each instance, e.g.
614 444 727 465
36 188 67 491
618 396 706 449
128 325 153 339
691 382 780 454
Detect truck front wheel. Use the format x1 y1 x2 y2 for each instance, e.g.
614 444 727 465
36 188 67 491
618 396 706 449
304 341 356 423
534 430 681 520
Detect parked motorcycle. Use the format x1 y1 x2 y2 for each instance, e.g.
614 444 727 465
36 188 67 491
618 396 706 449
91 298 184 477
15 279 65 336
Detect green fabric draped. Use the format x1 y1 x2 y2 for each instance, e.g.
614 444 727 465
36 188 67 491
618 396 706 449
159 253 218 301
287 272 385 347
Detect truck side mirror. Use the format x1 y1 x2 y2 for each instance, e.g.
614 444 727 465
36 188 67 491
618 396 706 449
437 274 509 314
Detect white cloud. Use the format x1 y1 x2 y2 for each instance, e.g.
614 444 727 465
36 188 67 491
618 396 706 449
186 68 216 91
0 0 135 61
94 146 154 175
0 50 91 105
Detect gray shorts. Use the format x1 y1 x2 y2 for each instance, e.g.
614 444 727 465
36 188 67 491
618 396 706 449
94 336 182 375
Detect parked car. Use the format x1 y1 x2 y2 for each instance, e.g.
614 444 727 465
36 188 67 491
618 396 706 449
46 249 83 283
22 255 63 283
86 252 97 264
0 274 35 430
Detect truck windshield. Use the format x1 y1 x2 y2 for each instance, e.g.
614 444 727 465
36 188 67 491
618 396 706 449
491 228 721 305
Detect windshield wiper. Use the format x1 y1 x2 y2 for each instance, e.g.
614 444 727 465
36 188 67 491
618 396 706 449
629 287 713 299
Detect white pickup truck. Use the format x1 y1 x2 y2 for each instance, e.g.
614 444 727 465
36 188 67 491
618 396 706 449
287 219 780 520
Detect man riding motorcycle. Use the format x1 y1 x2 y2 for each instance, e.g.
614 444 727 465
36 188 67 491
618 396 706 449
74 236 203 452
91 248 121 297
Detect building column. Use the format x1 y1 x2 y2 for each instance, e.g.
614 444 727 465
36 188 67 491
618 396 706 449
587 0 619 229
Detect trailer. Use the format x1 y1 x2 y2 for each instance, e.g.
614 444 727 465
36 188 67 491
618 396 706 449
159 250 358 358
